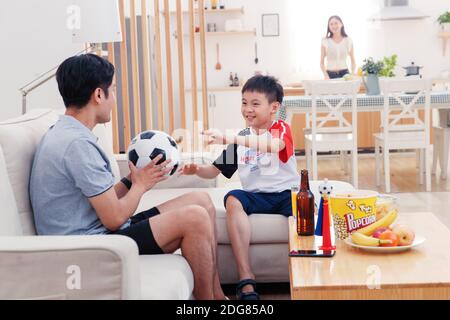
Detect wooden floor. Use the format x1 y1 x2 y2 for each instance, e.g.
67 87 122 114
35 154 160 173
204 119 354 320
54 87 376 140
222 152 450 300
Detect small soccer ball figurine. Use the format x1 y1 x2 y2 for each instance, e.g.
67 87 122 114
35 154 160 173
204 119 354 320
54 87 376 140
315 178 333 237
319 178 333 198
316 178 336 251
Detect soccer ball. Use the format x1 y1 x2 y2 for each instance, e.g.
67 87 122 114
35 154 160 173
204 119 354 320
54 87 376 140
319 178 333 196
127 130 180 176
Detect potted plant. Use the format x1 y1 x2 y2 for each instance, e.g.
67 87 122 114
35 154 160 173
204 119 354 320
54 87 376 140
437 11 450 32
361 57 384 95
379 54 398 78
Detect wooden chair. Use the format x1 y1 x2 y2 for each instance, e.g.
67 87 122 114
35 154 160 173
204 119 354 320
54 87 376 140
374 78 432 193
303 80 361 188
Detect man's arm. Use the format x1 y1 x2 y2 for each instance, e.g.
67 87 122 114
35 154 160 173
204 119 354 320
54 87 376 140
90 155 171 231
89 183 145 231
115 174 131 199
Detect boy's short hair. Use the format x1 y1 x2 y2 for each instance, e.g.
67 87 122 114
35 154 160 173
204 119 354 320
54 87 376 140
241 75 284 104
56 53 115 109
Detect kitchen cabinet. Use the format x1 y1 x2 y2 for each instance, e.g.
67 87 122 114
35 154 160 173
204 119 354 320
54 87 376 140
184 88 244 155
208 90 245 134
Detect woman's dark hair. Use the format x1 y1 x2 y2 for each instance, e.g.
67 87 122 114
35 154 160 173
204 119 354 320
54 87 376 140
56 53 115 108
326 15 348 38
242 75 284 104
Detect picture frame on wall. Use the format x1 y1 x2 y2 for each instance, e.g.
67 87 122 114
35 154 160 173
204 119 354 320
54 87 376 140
262 14 279 37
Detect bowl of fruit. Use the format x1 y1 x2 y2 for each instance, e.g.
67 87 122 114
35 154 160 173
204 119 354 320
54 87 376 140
344 209 426 253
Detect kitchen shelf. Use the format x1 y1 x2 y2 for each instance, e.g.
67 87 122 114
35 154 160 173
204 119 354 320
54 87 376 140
170 7 244 15
438 32 450 56
184 30 256 37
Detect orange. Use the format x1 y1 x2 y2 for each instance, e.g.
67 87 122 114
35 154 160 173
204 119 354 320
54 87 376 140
379 230 399 247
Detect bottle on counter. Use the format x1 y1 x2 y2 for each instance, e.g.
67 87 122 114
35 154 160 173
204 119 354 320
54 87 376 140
233 73 239 87
297 170 315 236
204 0 210 10
219 0 225 9
211 0 217 9
229 72 234 87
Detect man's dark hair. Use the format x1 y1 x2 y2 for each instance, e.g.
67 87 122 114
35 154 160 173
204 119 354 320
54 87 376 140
56 53 115 108
241 75 284 104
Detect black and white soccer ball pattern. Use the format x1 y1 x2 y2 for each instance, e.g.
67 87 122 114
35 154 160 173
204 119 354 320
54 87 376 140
319 181 333 195
127 130 180 176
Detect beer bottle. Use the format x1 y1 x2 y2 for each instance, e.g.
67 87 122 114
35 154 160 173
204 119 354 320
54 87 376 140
297 170 315 236
233 73 239 87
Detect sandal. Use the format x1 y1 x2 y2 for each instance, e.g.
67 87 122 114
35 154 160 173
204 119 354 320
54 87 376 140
236 278 260 300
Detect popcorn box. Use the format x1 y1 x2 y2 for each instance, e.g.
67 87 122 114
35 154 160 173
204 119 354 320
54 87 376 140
330 190 379 240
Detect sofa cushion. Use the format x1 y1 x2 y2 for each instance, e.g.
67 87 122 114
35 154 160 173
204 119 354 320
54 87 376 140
0 109 59 235
137 188 289 245
0 109 121 235
139 254 194 300
0 145 22 236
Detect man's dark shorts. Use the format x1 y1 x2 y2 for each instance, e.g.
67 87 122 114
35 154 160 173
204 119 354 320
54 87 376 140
111 207 164 254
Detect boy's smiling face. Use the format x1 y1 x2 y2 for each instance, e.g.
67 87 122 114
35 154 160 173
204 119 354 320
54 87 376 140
241 90 279 130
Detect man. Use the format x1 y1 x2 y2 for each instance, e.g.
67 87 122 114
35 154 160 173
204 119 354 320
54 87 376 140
30 54 225 300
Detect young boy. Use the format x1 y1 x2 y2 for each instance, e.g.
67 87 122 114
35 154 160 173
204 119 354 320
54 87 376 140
181 75 299 300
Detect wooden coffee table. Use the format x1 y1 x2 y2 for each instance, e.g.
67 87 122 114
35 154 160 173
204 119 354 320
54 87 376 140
288 212 450 299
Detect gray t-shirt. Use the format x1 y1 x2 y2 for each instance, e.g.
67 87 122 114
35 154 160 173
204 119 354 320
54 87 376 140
30 115 130 235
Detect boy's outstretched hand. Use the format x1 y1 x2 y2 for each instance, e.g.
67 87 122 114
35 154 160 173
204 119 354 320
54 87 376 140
202 129 227 145
178 163 199 175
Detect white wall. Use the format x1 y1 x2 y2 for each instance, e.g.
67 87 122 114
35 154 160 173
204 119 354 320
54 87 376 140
366 0 450 79
205 0 450 83
200 0 292 86
0 0 83 121
1 0 449 123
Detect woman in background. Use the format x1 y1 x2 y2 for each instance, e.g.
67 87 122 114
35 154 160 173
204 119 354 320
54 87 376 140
320 15 356 79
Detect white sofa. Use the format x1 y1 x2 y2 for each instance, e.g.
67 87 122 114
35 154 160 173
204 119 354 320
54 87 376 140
0 109 354 299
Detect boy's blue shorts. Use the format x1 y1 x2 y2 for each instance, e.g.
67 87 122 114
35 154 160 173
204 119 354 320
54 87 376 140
224 189 292 217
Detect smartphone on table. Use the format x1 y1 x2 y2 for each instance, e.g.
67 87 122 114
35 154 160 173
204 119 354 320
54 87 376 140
289 249 335 257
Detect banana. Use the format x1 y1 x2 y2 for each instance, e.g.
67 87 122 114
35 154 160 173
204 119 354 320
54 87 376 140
356 209 398 236
351 232 392 247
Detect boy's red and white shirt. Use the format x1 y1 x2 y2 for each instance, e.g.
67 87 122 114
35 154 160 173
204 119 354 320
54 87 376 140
213 120 299 193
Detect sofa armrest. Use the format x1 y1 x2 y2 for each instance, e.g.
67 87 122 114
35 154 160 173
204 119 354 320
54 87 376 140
0 235 140 300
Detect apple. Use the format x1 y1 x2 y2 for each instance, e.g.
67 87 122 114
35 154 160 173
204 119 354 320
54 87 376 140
372 227 390 239
392 224 415 246
379 230 399 247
